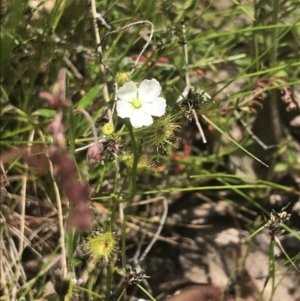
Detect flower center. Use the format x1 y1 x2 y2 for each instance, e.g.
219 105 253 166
131 98 142 109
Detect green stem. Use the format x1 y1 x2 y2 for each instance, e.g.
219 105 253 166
215 15 300 96
269 238 276 301
269 0 282 144
121 121 141 273
116 288 126 301
125 120 141 202
105 264 112 301
137 284 157 301
253 0 259 72
78 287 103 299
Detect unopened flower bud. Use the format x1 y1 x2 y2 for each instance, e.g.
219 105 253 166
115 72 131 86
102 123 114 136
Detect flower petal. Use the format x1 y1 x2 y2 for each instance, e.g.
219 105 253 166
130 110 153 128
142 97 166 117
116 81 137 102
116 101 134 118
138 79 162 103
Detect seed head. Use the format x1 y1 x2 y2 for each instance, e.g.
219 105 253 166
120 152 154 169
180 88 213 121
144 113 180 151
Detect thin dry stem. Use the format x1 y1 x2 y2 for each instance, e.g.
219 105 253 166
97 20 154 74
11 130 35 300
90 0 101 50
19 255 62 291
0 161 8 186
126 219 199 251
138 197 168 263
90 0 110 108
50 159 68 277
74 138 106 153
0 215 8 297
38 129 68 278
128 20 154 74
195 112 207 143
234 110 278 150
63 56 83 80
75 108 99 144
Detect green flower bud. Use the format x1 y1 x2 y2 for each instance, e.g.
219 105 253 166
116 72 131 86
102 123 114 136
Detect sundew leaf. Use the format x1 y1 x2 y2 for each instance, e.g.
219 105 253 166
77 85 102 109
201 115 269 168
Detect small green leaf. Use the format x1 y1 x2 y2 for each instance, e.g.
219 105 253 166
274 163 287 172
65 229 80 267
71 259 82 268
32 109 56 118
77 85 102 109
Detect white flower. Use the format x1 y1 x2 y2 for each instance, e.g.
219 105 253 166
116 79 166 128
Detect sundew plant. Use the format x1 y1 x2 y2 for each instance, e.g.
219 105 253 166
1 1 300 301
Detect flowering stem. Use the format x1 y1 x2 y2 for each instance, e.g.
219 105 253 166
124 120 141 203
120 121 141 276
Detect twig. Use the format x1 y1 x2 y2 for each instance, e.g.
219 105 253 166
74 138 106 153
74 108 99 144
194 111 207 143
90 0 110 108
10 130 35 300
50 158 68 277
19 254 62 292
126 219 199 250
63 56 83 80
96 20 154 75
90 0 101 48
138 197 168 263
0 161 8 186
0 216 8 297
234 110 278 150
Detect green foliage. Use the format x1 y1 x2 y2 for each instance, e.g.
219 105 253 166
1 0 300 300
65 228 81 267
